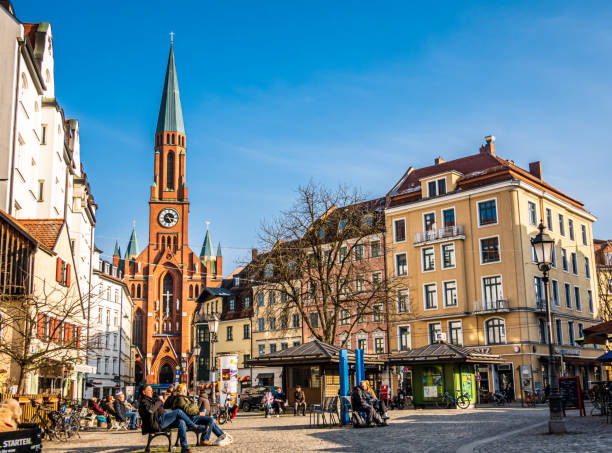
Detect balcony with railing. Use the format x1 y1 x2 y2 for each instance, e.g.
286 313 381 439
535 298 547 312
414 225 465 245
473 298 510 314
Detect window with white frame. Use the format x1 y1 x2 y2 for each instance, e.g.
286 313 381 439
585 257 591 279
355 275 365 292
482 276 503 304
552 280 560 306
558 214 565 236
372 304 383 323
581 225 588 246
371 271 382 286
424 284 438 309
485 318 506 345
396 253 407 276
555 319 563 345
442 243 455 268
427 178 447 197
588 290 594 313
574 286 581 311
374 336 385 354
428 323 442 344
481 237 500 263
424 212 436 231
568 219 575 241
398 326 411 351
442 208 455 228
356 336 368 352
546 208 553 231
422 247 435 271
528 201 537 225
568 321 575 345
394 219 406 242
443 281 458 307
370 240 382 258
478 199 497 225
448 321 463 345
564 283 572 309
354 244 365 261
258 343 265 355
571 252 578 275
397 289 409 313
340 309 350 326
561 248 568 271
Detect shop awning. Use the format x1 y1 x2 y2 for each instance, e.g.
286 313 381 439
389 342 503 364
246 339 385 367
580 321 612 345
596 351 612 362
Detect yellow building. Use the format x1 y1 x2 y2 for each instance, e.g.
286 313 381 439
251 284 303 387
385 136 601 399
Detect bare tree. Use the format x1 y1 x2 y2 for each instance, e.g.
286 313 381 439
597 265 612 323
0 280 91 393
250 182 395 346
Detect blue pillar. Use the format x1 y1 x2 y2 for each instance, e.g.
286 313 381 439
355 349 365 385
339 349 350 425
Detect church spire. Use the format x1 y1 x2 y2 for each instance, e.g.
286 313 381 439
113 240 121 257
156 44 184 134
125 222 139 259
216 242 222 258
200 228 214 259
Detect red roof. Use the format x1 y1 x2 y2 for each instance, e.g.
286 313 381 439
18 219 64 250
389 150 585 209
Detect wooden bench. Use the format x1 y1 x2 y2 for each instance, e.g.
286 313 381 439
144 427 199 452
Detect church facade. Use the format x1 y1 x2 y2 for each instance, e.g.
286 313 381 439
115 45 222 386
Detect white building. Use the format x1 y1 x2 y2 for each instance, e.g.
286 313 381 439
86 250 134 399
0 2 99 395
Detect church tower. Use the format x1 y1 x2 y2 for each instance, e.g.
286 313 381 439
124 44 222 387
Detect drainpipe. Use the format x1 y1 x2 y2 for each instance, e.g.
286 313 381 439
8 40 23 215
382 228 392 395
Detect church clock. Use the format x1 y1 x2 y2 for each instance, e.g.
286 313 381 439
158 207 179 228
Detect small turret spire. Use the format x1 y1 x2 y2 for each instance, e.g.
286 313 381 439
113 240 121 257
125 221 139 259
216 242 222 258
200 224 214 259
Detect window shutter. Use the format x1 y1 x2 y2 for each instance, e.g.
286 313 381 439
56 258 62 282
37 314 44 338
66 263 71 286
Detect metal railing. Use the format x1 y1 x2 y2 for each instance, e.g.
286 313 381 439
473 298 509 313
414 225 465 244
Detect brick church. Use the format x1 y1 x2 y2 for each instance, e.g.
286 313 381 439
114 44 222 386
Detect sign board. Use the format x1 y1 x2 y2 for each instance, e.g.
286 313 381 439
0 428 42 453
424 386 438 398
475 375 481 381
558 376 585 416
435 332 447 342
219 355 239 406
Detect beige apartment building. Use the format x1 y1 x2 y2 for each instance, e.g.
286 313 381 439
385 137 602 398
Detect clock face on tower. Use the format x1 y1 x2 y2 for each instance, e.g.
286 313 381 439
158 208 180 228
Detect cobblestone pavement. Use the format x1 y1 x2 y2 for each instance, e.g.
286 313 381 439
42 407 612 453
473 412 612 453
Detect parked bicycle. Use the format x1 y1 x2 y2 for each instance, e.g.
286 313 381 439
26 399 68 441
214 401 233 425
435 391 470 409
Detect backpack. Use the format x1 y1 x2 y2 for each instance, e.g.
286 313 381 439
351 411 366 428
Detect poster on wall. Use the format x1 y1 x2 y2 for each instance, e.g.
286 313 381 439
424 385 438 398
219 355 239 406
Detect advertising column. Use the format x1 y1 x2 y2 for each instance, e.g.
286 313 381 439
219 355 239 406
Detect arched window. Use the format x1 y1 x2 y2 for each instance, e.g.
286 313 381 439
166 133 169 144
133 309 143 351
131 284 135 297
195 285 199 298
485 318 506 345
172 134 175 144
166 152 175 190
161 236 166 249
162 274 173 315
189 285 193 299
137 285 141 299
159 363 173 384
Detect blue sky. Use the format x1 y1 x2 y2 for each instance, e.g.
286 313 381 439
15 1 612 273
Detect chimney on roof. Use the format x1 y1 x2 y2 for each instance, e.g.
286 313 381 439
251 248 258 261
529 161 542 180
479 135 496 156
434 157 446 165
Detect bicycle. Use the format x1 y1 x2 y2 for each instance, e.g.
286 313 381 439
435 391 470 409
26 399 69 441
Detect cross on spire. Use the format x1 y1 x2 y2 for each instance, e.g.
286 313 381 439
169 31 175 44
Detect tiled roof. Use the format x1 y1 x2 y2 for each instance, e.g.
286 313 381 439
389 150 585 209
390 342 501 363
18 219 64 250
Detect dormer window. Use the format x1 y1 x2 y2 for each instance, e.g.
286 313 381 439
427 178 446 197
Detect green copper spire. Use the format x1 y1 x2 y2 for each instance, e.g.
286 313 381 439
125 222 139 259
156 44 185 134
200 228 214 258
216 242 222 258
113 240 121 256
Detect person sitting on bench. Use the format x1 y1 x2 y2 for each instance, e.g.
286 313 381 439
138 384 206 453
273 387 286 417
294 385 307 416
351 381 387 427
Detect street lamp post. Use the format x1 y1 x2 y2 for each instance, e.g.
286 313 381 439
207 314 220 405
531 223 567 433
192 346 200 394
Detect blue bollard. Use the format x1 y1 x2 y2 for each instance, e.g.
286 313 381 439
339 349 350 425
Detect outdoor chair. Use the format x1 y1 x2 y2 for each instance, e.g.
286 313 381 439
309 397 331 427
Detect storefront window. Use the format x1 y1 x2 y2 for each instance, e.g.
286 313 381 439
422 366 443 399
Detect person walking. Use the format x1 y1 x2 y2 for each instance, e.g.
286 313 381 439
138 384 206 453
294 385 306 416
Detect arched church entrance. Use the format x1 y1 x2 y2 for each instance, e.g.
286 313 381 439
159 363 174 384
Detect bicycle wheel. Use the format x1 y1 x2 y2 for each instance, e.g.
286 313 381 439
456 395 470 409
435 396 449 409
